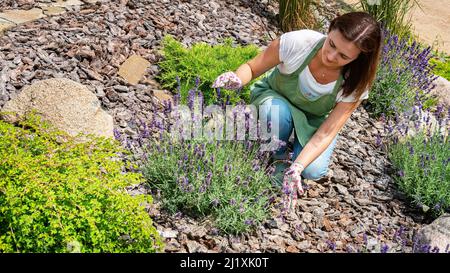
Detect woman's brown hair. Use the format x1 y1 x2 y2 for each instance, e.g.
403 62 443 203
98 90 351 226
329 12 383 101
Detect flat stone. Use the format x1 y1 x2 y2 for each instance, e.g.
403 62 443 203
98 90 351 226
152 89 173 105
164 239 181 252
186 240 208 253
416 214 450 253
158 229 178 239
118 55 150 85
297 240 312 251
43 6 67 16
0 8 46 25
53 0 84 8
334 184 349 195
286 245 299 253
0 20 15 34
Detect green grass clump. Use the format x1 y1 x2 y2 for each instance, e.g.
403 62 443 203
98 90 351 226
279 0 317 32
0 113 164 253
430 53 450 81
157 35 261 106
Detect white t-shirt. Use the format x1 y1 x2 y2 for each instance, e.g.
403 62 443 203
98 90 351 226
278 29 369 102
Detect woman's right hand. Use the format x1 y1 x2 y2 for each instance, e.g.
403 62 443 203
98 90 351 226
211 71 242 90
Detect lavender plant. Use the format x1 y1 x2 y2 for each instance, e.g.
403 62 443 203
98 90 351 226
381 103 449 216
367 28 439 118
119 84 279 235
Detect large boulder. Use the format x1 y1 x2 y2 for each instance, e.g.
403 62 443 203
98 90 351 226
430 76 450 108
415 214 450 253
1 78 113 138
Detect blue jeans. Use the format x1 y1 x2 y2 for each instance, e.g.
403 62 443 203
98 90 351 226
260 98 338 181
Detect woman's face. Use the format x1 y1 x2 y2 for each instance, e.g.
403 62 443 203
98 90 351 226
321 29 361 68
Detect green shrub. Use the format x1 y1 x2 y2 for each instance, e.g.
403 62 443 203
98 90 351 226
0 113 164 253
388 132 449 216
157 35 261 106
383 106 449 216
430 53 450 81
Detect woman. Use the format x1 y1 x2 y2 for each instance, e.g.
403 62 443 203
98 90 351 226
212 12 382 208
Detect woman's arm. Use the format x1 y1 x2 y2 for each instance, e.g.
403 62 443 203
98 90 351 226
234 38 282 86
293 100 362 169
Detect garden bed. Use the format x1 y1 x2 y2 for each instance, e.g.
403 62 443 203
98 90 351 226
0 0 442 253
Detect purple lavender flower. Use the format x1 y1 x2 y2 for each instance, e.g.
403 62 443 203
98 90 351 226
211 199 220 207
187 89 196 110
409 145 414 155
205 171 213 185
421 244 431 253
433 202 441 212
326 240 336 251
216 87 221 99
375 134 382 147
381 244 389 253
252 161 261 171
244 219 254 225
346 245 354 253
235 176 241 185
173 93 180 106
195 76 200 90
113 128 121 141
377 224 383 236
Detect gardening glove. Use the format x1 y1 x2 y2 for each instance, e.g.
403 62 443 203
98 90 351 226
211 71 242 90
282 162 305 212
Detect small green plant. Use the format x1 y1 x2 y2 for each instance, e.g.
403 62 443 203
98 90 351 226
157 35 261 106
0 113 164 253
430 53 450 81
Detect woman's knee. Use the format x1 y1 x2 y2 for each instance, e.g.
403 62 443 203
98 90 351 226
260 99 291 121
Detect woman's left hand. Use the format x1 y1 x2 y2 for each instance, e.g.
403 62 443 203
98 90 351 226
282 162 305 212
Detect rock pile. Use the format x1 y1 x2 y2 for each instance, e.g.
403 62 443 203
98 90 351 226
1 0 442 253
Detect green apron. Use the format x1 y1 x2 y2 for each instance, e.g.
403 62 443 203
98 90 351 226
250 36 344 147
